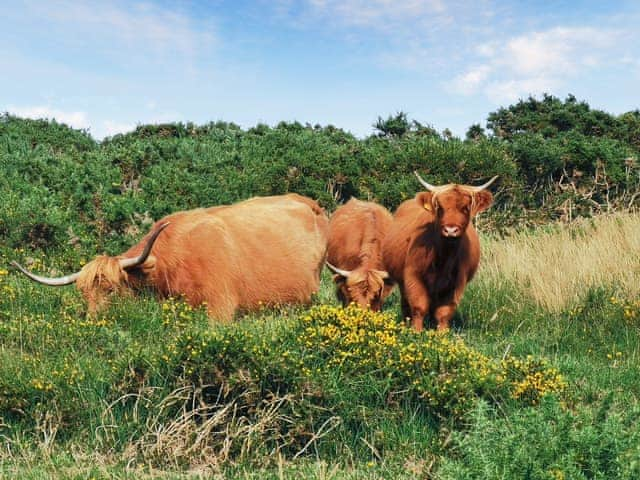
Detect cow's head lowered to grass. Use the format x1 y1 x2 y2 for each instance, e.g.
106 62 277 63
12 222 169 314
326 261 393 311
414 172 498 239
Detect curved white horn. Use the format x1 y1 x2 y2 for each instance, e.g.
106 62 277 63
326 261 352 278
12 222 170 286
469 175 499 192
11 261 80 286
118 222 170 269
414 171 439 192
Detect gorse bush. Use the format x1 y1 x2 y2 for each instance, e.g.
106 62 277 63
299 305 565 416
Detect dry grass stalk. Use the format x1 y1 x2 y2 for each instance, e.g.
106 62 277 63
480 213 640 311
100 381 325 471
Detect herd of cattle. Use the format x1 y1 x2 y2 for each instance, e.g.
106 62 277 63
12 172 498 331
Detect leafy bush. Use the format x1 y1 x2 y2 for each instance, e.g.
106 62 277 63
438 397 640 480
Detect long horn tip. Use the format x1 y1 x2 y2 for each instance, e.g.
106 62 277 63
10 260 25 272
157 221 170 232
481 175 500 190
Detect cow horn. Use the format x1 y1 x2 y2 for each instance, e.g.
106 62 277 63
326 261 352 278
118 222 170 269
414 171 451 193
12 222 170 286
469 175 499 192
10 261 81 286
414 171 439 192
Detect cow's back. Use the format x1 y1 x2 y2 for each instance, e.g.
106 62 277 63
327 199 392 270
214 194 329 309
125 194 329 320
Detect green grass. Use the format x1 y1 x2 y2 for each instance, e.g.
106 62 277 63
1 250 640 479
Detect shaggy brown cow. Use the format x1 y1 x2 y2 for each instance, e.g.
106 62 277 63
382 173 498 331
326 198 394 311
13 194 329 321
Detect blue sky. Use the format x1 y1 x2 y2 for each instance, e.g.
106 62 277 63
2 0 640 139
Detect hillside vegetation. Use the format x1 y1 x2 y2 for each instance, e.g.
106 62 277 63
2 94 639 263
1 95 639 478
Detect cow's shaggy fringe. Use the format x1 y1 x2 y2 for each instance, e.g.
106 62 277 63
481 213 640 311
76 255 130 313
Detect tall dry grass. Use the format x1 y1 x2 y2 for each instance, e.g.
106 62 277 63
480 214 640 311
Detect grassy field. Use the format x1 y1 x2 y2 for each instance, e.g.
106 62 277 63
1 213 639 479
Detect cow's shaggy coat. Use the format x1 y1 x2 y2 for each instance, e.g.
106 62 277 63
383 177 495 331
326 199 394 311
16 194 329 321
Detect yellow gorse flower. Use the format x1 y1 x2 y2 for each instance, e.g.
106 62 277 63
301 304 566 413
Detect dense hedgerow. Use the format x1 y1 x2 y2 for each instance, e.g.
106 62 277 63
3 95 640 263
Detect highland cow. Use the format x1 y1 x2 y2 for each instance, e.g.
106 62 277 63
326 198 394 311
382 173 498 331
13 194 329 321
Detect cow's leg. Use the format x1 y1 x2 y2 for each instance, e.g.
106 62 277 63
400 294 410 322
433 302 457 331
397 283 411 322
404 273 430 332
434 279 467 331
206 295 238 324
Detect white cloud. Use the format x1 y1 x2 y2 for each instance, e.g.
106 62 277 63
451 26 623 102
452 65 491 94
20 0 216 66
505 27 613 77
102 120 137 138
8 105 90 130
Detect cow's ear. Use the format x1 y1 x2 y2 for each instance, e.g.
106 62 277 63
373 269 394 286
416 191 436 212
473 190 493 215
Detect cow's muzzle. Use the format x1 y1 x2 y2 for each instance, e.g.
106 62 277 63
441 225 462 238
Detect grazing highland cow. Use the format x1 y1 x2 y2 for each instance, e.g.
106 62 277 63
13 194 329 321
326 199 394 311
382 172 498 331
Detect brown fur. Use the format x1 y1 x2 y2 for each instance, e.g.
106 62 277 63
76 194 329 321
382 186 493 331
76 255 131 314
327 198 394 310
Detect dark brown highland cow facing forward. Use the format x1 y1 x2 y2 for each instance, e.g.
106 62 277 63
326 198 394 311
382 173 498 331
13 194 329 321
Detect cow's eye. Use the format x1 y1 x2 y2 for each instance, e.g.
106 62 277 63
462 206 470 214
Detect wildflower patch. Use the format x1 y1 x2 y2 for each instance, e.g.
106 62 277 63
299 305 566 416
